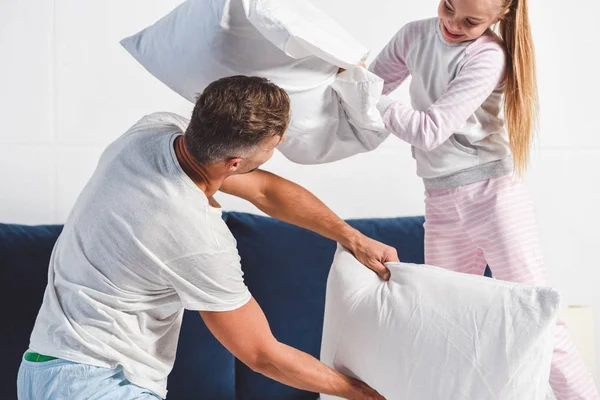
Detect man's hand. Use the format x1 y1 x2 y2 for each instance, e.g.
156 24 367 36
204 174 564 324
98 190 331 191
345 378 386 400
342 230 398 281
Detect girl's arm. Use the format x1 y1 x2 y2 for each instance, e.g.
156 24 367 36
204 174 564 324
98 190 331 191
378 45 506 151
369 27 411 95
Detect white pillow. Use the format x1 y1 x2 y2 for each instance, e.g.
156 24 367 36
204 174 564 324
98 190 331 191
320 245 560 400
120 0 388 164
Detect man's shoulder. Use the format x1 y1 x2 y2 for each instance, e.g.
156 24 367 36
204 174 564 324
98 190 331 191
125 112 190 137
105 111 189 165
139 112 190 130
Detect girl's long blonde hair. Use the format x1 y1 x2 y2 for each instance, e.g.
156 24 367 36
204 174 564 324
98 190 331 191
497 0 538 176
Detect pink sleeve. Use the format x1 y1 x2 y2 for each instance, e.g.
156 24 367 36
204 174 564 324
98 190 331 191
369 26 411 95
380 45 506 151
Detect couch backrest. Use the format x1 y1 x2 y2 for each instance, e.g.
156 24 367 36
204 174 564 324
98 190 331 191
0 213 425 400
1 224 64 399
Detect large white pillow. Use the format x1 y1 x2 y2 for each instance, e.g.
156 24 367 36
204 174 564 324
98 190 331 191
320 246 560 400
120 0 388 164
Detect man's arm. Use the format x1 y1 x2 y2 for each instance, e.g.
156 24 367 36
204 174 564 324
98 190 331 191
200 298 384 399
219 170 398 280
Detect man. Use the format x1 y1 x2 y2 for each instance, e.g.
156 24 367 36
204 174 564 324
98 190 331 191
17 76 395 399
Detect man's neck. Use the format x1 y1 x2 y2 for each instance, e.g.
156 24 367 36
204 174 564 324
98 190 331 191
174 135 224 198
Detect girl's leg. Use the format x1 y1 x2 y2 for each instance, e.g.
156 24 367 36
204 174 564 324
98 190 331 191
464 176 598 400
424 187 486 275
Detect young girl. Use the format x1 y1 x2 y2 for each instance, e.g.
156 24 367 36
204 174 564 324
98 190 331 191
369 0 599 398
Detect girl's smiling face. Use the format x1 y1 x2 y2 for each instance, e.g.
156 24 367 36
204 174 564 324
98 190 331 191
437 0 504 43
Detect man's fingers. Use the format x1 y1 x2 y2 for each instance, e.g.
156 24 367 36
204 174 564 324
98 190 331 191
369 260 391 281
387 248 400 263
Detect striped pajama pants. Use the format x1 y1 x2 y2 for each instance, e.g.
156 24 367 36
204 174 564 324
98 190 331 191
424 175 599 400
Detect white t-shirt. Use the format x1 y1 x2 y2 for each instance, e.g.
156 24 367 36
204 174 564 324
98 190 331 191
29 112 252 398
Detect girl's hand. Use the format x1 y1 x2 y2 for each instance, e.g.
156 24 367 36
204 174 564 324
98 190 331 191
337 61 366 74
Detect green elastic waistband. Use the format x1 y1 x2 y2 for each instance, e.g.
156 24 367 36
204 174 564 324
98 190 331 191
24 352 58 362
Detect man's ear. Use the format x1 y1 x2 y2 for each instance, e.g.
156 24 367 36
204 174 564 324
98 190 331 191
225 157 243 173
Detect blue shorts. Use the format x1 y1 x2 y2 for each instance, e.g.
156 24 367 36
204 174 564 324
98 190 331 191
17 355 162 399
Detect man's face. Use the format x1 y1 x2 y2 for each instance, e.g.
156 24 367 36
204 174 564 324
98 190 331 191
235 134 286 174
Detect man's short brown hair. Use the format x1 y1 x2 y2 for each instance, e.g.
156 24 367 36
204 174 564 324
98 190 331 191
184 76 290 164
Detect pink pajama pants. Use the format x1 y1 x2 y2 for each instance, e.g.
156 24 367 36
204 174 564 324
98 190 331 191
424 175 599 400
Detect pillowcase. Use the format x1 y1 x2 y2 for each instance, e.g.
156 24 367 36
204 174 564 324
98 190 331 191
320 245 560 400
224 212 427 399
120 0 388 164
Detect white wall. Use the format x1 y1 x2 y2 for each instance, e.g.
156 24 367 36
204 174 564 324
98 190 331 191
2 0 599 384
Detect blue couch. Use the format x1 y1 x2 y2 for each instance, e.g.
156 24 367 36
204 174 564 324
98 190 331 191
2 212 430 399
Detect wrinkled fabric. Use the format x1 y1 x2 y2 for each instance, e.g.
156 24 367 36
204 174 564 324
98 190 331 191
331 67 388 134
242 0 366 68
121 0 389 164
17 357 161 400
320 245 560 400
